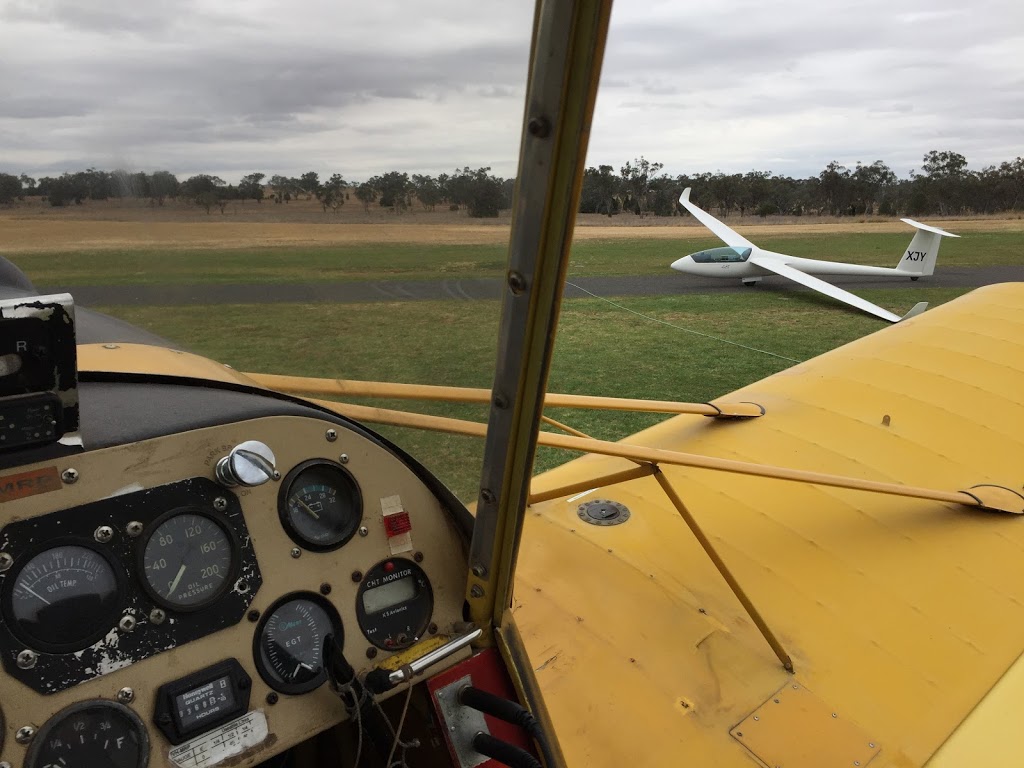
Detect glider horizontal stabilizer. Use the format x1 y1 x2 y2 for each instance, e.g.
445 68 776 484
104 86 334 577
900 219 961 238
749 256 904 323
678 188 755 249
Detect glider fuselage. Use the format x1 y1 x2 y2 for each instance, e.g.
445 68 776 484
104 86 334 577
672 249 913 279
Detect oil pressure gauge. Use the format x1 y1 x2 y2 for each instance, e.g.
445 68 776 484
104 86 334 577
140 509 238 611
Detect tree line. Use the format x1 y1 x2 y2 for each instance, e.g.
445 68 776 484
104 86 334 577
0 166 514 218
2 151 1022 218
581 152 1024 218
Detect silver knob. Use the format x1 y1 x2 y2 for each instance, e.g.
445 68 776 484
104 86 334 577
215 441 278 487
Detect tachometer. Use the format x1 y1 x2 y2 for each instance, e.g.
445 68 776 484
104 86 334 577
141 510 237 611
4 544 122 652
24 700 148 768
279 460 362 551
254 593 343 694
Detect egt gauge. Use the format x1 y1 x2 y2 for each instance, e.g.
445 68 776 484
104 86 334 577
254 593 344 695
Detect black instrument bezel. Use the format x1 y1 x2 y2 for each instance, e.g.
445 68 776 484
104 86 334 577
253 591 344 695
1 538 128 654
24 699 150 768
277 459 364 552
0 477 262 695
153 657 252 745
137 507 242 613
355 558 433 651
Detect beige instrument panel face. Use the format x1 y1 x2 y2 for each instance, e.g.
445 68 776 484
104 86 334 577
0 415 469 768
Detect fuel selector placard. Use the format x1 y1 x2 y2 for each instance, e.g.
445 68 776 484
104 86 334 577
356 558 433 650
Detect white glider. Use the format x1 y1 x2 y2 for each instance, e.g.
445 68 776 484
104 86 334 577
671 188 960 322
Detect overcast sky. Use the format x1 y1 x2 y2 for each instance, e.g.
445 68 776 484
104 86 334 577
1 0 1021 183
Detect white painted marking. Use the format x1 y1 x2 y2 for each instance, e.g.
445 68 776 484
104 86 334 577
566 489 597 503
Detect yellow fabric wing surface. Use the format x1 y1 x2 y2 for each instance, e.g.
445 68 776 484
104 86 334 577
515 283 1024 767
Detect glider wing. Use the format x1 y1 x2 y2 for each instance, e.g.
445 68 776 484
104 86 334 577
749 255 904 323
678 188 756 249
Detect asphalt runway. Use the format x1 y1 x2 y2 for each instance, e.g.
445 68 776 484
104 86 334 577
42 265 1024 306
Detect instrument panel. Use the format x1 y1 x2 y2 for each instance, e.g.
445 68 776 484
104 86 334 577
0 413 471 768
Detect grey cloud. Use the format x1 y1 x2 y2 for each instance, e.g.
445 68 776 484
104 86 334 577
1 0 1021 180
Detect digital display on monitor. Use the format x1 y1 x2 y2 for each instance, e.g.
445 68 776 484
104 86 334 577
362 576 417 614
175 675 237 731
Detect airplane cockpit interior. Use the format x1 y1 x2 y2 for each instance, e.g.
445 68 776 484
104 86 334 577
0 271 547 768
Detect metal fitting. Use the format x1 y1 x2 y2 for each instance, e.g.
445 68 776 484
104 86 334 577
17 649 37 669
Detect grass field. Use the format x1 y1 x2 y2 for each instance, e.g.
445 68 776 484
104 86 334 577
95 286 967 501
6 205 1014 500
10 229 1022 287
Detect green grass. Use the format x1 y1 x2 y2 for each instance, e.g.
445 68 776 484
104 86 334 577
22 244 509 286
95 285 968 501
22 230 1021 287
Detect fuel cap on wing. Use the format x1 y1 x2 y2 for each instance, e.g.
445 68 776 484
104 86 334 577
577 499 630 526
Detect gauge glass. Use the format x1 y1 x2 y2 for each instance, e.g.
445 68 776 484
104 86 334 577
280 461 362 550
7 545 121 651
356 559 433 651
142 511 235 610
25 701 148 768
255 594 343 694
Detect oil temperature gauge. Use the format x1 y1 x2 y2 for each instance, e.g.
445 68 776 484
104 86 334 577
3 544 123 652
254 593 344 694
279 460 362 551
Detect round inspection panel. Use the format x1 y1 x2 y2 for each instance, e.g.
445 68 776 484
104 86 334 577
577 499 631 526
24 700 149 768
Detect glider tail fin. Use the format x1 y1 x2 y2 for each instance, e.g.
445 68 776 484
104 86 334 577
895 219 960 277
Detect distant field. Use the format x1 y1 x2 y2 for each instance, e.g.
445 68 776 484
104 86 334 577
11 229 1022 287
5 200 1012 497
94 286 968 500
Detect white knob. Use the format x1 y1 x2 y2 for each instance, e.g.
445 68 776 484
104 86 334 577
215 441 278 487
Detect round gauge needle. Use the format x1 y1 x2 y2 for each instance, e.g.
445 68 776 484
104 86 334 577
19 582 52 605
295 498 320 520
167 564 187 595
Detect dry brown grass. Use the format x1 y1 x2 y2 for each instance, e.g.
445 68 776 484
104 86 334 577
1 197 1020 253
